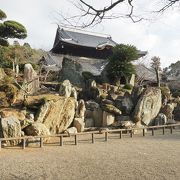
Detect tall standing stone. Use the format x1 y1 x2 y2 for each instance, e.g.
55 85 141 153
75 99 86 119
23 64 39 94
59 80 72 98
133 87 162 125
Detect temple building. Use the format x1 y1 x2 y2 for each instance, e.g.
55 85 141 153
41 27 147 76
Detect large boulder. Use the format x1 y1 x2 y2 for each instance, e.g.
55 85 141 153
0 108 26 121
23 63 39 94
36 97 76 134
24 122 50 136
0 116 21 146
59 80 72 98
131 86 144 104
154 113 167 126
101 103 121 116
73 118 85 132
59 80 78 99
86 100 100 110
85 100 103 127
161 103 176 120
75 99 86 119
93 108 103 127
102 111 115 127
64 127 77 135
85 118 94 128
115 92 134 115
133 87 162 126
59 57 84 87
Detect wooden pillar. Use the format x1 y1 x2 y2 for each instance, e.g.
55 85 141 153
143 129 145 137
40 137 43 148
0 140 1 151
60 136 63 146
105 132 108 141
75 135 78 145
152 128 154 136
92 133 94 144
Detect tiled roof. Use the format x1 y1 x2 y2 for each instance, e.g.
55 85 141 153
53 27 117 49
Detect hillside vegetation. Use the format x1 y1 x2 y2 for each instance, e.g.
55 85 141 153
0 43 45 71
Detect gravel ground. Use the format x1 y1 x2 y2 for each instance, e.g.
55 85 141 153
0 130 180 180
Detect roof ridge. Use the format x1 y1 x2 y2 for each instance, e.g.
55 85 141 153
60 27 111 38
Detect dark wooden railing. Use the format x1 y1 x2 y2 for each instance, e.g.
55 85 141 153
0 124 180 151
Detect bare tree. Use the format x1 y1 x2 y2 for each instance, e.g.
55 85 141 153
151 56 161 87
58 0 180 28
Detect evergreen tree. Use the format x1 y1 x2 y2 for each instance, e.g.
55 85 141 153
106 44 138 84
0 9 27 46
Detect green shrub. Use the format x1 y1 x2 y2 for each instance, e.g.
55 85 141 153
123 83 133 90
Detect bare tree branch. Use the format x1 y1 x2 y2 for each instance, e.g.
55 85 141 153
57 0 180 28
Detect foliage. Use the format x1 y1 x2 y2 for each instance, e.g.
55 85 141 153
0 83 18 107
0 44 45 70
0 9 7 20
151 56 161 71
106 44 138 84
0 9 27 46
123 83 133 90
151 56 161 87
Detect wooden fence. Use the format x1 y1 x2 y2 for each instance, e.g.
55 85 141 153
0 124 180 151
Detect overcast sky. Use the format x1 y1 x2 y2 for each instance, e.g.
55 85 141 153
1 0 180 67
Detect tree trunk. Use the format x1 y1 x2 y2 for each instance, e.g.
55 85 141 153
155 68 160 87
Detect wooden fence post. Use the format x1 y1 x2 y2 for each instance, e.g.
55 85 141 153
40 137 43 148
143 129 145 137
105 132 108 141
152 128 154 136
163 127 165 135
120 131 122 139
92 133 94 143
22 138 26 149
130 130 133 138
170 126 173 134
60 136 63 146
75 135 78 145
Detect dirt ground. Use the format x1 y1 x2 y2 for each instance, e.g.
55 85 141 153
0 130 180 180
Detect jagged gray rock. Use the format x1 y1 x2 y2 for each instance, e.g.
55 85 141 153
154 113 167 126
24 122 50 136
59 80 72 98
0 116 21 146
36 97 76 134
59 57 84 87
134 87 162 126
